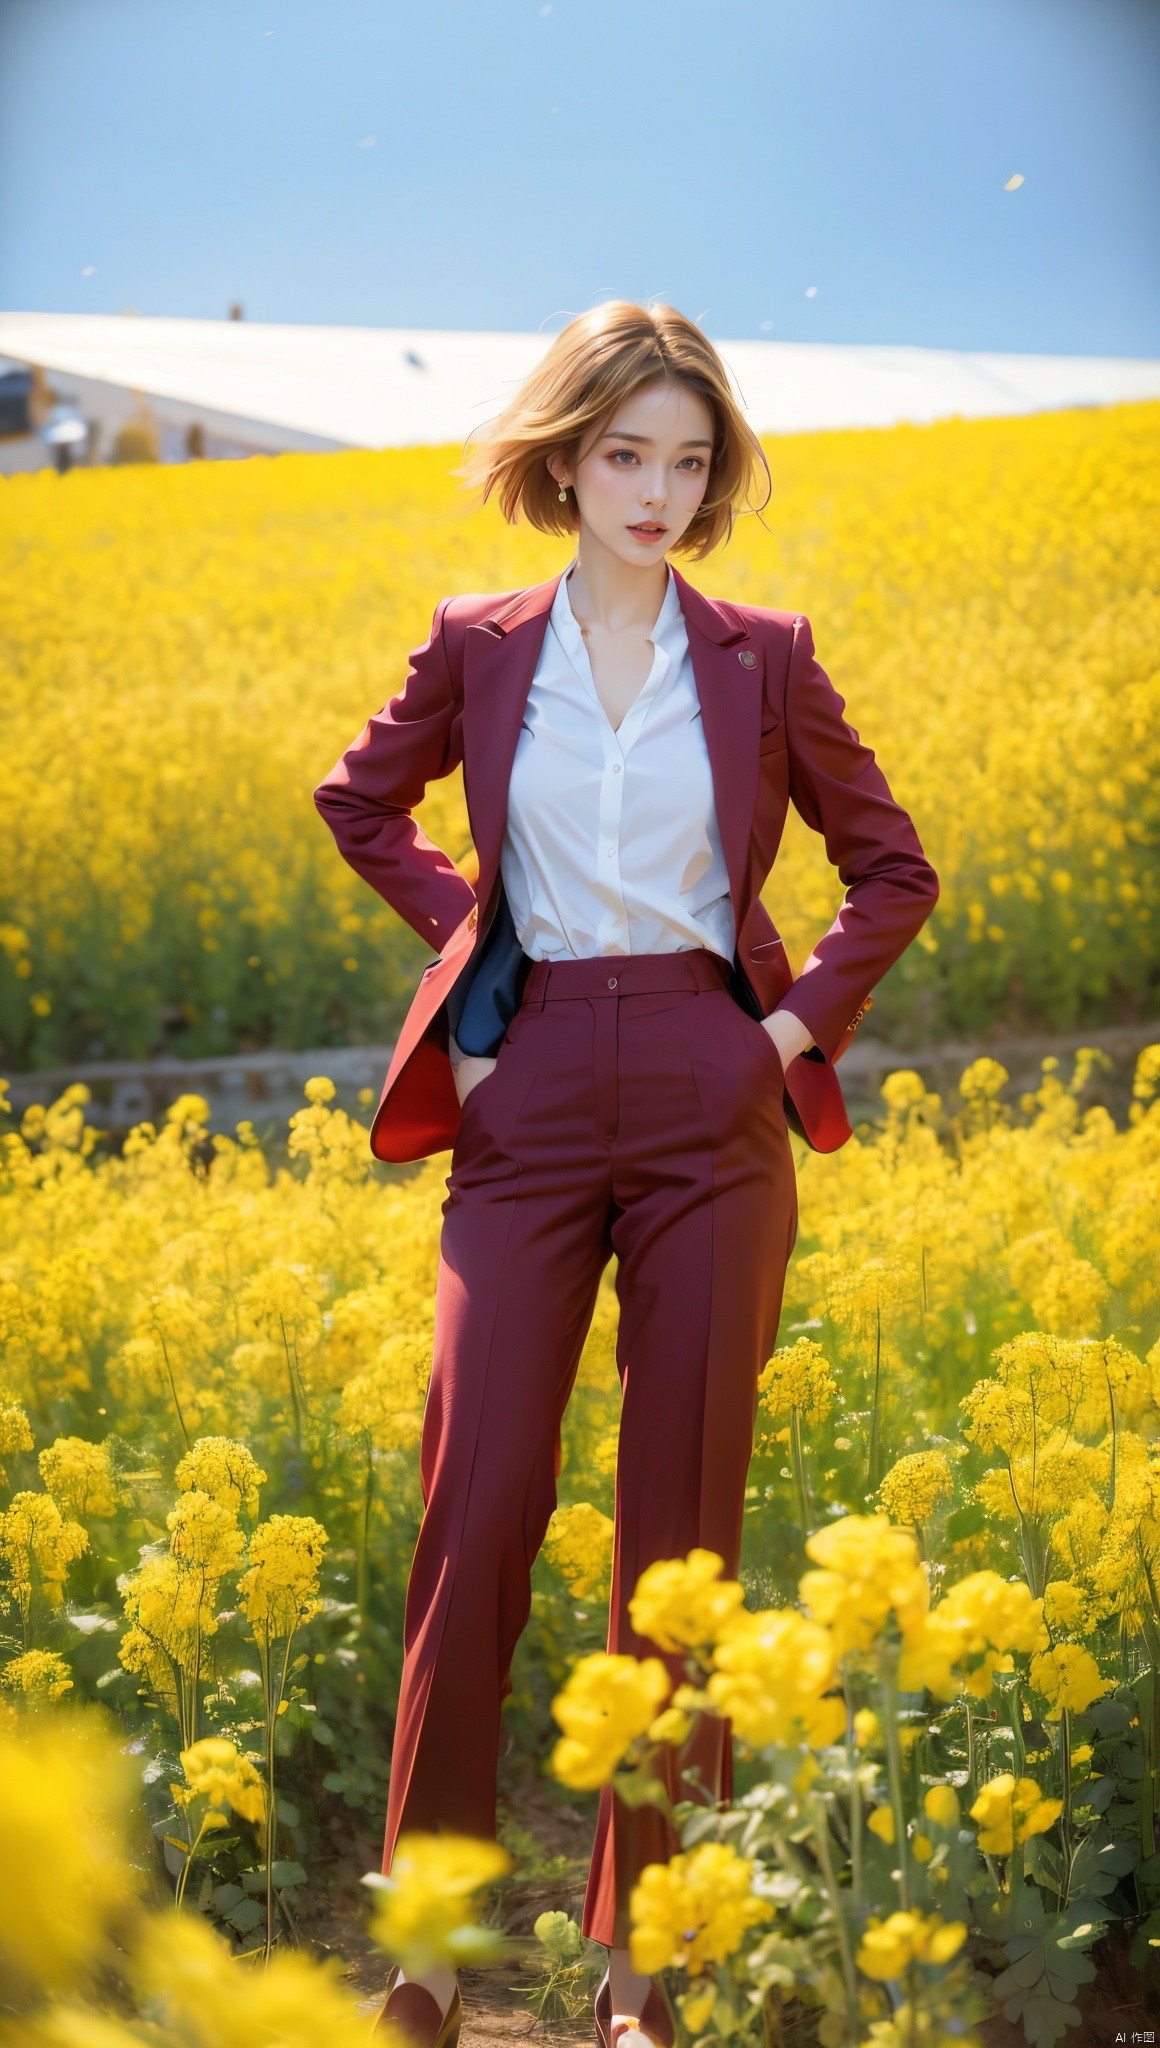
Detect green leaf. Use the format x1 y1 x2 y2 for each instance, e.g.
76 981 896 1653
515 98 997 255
271 1859 307 1889
1089 1698 1133 1737
211 1883 245 1912
225 1897 264 1932
309 1717 335 1747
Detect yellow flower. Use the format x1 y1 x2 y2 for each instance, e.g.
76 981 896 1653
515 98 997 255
800 1515 929 1655
854 1708 882 1748
180 1737 265 1825
38 1436 117 1520
1 1490 88 1611
923 1785 961 1829
679 1981 719 2034
237 1513 327 1642
912 1834 934 1863
365 1831 512 1970
868 1807 895 1844
0 1399 34 1485
0 1714 135 2004
628 1549 745 1654
648 1706 693 1747
857 1910 967 1981
543 1501 615 1598
970 1774 1062 1854
1030 1643 1109 1718
757 1336 839 1430
2 1648 73 1700
174 1436 266 1518
132 1908 373 2048
704 1607 844 1750
629 1842 767 1977
167 1488 245 1580
880 1450 954 1528
1042 1580 1089 1634
550 1653 671 1790
899 1570 1046 1701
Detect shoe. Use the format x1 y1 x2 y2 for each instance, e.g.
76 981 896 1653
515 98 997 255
374 1965 462 2046
593 1971 674 2048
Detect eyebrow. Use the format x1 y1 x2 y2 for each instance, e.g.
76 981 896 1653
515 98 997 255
601 430 713 447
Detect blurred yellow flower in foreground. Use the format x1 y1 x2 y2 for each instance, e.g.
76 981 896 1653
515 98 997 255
551 1652 671 1789
628 1547 745 1654
969 1774 1062 1854
364 1831 512 1971
630 1842 768 1977
0 1714 135 2007
132 1908 378 2048
923 1785 961 1829
857 1909 967 1980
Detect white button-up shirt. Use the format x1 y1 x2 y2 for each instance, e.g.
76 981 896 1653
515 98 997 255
500 567 735 963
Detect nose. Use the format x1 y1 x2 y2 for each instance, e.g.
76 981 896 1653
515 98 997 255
640 465 668 509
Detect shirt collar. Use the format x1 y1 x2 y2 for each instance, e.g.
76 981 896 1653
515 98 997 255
551 562 686 660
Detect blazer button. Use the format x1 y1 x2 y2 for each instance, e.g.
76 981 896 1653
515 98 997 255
738 648 757 668
607 976 618 990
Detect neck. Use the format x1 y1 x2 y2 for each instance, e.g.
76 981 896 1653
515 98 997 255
566 526 669 631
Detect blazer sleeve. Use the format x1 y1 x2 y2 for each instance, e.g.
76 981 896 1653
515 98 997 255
773 615 939 1061
313 599 477 951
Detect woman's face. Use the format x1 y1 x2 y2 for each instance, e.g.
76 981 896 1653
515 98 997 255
554 377 715 567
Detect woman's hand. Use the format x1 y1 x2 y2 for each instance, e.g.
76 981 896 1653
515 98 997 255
452 1054 498 1106
761 1008 815 1070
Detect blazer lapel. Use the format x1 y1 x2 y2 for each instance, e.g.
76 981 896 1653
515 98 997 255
671 569 762 933
461 576 561 921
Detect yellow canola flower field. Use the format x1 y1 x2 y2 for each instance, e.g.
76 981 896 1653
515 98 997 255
1 400 1158 1069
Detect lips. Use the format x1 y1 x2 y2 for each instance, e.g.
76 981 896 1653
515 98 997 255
628 523 667 539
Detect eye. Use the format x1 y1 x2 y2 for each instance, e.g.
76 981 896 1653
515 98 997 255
677 456 706 472
608 447 640 466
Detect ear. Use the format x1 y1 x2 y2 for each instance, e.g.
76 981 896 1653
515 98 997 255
546 450 569 489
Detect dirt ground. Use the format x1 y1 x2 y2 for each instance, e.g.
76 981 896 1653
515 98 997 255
297 1758 600 2044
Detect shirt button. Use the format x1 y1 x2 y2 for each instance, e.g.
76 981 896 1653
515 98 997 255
607 847 615 857
612 763 621 774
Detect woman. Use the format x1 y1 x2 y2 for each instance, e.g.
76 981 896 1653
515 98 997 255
315 301 938 2048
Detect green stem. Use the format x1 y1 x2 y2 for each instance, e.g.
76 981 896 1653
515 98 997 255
789 1406 812 1537
175 1812 211 1909
156 1329 190 1451
1009 1678 1026 1781
966 1701 976 1797
844 1673 863 1921
881 1658 910 1910
261 1629 296 1965
812 1795 859 2047
866 1303 883 1489
358 1431 374 1623
280 1316 302 1453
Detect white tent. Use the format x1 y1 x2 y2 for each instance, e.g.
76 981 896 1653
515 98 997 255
1 310 1158 455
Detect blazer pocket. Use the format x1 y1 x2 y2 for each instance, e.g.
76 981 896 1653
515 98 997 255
758 720 788 755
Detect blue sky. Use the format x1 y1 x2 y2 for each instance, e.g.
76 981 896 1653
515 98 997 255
1 0 1157 354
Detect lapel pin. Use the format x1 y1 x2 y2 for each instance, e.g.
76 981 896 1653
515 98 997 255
738 649 757 668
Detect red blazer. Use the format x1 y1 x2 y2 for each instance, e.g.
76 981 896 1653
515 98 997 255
315 568 938 1162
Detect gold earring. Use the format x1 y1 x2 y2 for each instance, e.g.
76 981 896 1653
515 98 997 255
558 486 568 502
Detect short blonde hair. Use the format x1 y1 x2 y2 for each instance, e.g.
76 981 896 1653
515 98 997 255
464 301 770 559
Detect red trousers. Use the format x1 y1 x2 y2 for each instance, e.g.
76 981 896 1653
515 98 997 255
381 950 797 1945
